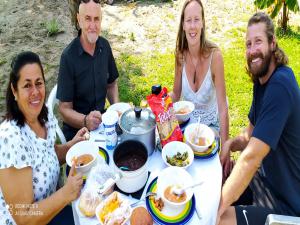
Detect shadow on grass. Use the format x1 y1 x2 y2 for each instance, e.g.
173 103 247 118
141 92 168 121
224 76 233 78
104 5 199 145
276 26 300 40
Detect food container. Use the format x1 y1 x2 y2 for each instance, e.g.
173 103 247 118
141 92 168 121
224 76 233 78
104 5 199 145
113 140 148 193
173 100 195 123
119 107 156 156
157 167 193 208
162 141 194 169
65 141 99 174
96 191 132 225
184 123 215 152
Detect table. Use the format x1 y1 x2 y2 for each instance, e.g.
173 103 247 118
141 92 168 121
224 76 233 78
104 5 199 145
72 126 222 225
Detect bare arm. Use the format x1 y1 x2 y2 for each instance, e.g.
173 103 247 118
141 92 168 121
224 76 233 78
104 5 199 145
0 165 82 225
59 102 101 131
58 101 85 129
170 54 183 102
55 127 89 165
227 123 254 152
211 49 229 147
107 80 119 105
218 137 270 216
220 122 254 180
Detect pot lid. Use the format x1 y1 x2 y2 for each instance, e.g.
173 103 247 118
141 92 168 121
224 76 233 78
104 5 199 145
120 107 156 134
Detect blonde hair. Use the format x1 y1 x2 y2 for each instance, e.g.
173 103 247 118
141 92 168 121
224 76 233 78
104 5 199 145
175 0 217 66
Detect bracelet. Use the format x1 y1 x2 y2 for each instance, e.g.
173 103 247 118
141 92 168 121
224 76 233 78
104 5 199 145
84 115 88 128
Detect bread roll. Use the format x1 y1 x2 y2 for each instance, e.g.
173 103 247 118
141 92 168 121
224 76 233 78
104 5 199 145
79 191 101 217
130 207 153 225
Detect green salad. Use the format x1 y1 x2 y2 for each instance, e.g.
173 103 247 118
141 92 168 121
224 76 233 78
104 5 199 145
166 151 189 167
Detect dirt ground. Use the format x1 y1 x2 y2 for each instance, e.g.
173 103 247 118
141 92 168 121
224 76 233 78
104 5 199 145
0 0 299 117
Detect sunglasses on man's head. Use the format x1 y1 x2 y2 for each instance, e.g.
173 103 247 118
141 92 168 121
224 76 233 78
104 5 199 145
80 0 100 4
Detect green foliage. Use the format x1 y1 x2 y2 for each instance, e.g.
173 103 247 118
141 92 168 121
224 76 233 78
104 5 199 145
254 0 299 31
45 19 61 37
254 0 299 15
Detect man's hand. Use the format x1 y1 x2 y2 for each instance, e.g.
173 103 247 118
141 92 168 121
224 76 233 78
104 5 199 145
85 111 102 131
220 140 233 181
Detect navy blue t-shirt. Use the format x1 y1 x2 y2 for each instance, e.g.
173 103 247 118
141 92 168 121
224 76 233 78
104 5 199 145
248 66 300 216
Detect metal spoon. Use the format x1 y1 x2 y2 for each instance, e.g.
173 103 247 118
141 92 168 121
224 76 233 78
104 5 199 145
130 192 157 207
172 181 204 196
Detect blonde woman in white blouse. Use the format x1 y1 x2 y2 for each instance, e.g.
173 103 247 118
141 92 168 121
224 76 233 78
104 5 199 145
171 0 229 153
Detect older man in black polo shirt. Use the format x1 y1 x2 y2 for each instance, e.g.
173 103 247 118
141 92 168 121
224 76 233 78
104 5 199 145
57 0 119 141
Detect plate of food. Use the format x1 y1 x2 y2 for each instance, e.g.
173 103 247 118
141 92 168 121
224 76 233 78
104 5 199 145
95 191 132 225
145 177 195 225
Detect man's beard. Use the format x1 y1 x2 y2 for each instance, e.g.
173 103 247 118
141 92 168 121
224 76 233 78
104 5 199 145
247 49 272 81
87 33 98 44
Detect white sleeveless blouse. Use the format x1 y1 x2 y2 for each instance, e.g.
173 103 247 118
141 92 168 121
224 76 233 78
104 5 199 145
181 53 219 129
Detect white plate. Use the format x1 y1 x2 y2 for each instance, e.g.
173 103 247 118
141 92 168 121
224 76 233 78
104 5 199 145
107 102 131 117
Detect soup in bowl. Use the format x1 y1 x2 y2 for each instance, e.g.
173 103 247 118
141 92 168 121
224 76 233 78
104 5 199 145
66 141 98 174
157 167 193 208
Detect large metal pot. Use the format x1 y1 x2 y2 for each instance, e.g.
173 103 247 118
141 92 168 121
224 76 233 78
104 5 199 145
119 107 156 156
113 140 148 193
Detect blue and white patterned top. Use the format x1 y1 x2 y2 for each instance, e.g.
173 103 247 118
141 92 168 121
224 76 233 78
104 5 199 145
0 112 60 225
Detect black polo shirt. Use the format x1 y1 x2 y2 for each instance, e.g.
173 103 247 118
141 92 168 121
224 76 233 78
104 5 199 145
57 35 119 140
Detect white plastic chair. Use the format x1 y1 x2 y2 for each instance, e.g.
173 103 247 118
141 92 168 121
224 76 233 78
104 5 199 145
47 84 66 144
265 214 300 225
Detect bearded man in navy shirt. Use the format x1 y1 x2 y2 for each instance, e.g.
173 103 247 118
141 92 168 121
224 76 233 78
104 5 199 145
217 12 300 225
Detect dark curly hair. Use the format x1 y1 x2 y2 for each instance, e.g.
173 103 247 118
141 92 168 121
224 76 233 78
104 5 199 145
4 51 48 127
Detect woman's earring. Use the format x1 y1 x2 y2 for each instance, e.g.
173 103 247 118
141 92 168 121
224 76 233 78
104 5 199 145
14 96 17 101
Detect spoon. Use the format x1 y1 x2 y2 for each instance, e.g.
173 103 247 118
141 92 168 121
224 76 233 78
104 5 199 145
119 166 130 171
130 192 157 207
194 117 202 144
172 181 204 196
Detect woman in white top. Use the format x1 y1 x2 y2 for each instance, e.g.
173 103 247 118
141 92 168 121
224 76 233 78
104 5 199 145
0 51 88 225
171 0 229 149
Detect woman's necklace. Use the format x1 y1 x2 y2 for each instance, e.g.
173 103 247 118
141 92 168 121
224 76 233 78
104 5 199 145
188 51 200 84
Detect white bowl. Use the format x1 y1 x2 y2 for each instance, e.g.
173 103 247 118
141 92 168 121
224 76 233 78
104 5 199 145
107 102 131 117
157 167 193 208
95 191 132 225
162 141 194 169
173 101 195 123
66 141 98 174
184 123 215 153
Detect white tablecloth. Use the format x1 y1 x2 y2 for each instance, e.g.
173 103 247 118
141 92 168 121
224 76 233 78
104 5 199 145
72 127 222 225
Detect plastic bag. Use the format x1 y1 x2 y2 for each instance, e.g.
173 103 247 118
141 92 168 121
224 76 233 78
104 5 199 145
147 87 183 147
78 164 115 217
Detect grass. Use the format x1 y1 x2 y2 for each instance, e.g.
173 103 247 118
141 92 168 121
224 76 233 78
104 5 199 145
116 26 300 137
45 19 61 37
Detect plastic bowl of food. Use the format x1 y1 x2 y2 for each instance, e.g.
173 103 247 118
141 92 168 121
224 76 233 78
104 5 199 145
66 141 98 174
162 141 194 169
95 191 132 225
107 102 132 118
184 123 215 153
157 167 193 208
173 101 195 123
